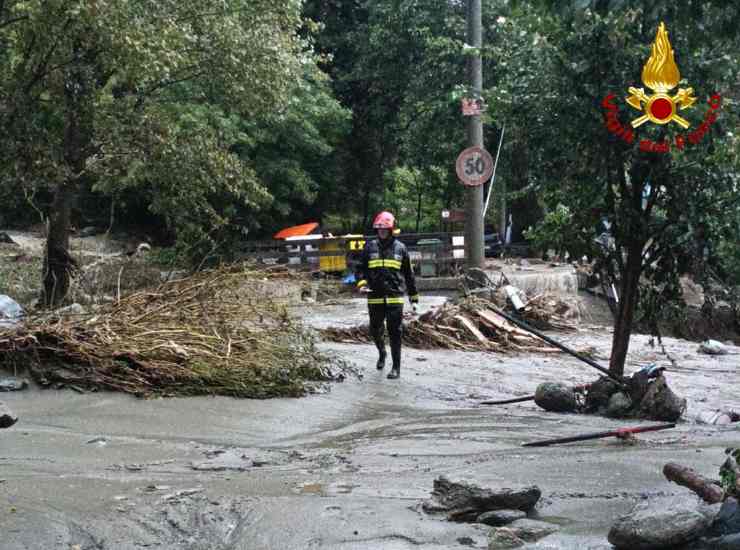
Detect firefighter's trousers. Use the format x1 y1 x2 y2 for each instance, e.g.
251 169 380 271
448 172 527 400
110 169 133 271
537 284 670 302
368 302 403 369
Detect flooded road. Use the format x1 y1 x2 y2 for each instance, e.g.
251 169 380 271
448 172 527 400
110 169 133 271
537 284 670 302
2 296 740 549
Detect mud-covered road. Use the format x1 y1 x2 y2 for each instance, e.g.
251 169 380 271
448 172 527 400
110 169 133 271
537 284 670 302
2 296 740 549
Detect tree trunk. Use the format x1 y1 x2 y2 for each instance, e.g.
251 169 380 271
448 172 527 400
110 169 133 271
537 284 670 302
663 462 724 504
609 241 644 377
42 43 91 307
42 185 74 306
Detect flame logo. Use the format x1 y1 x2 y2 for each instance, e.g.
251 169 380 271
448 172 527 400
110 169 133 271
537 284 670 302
625 22 696 129
642 23 680 93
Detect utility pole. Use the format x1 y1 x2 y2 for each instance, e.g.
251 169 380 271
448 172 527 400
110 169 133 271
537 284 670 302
465 0 484 268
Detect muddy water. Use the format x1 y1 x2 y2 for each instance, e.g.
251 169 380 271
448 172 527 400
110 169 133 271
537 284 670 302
2 296 740 549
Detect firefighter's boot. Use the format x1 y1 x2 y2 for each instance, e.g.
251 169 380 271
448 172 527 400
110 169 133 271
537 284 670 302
376 349 386 370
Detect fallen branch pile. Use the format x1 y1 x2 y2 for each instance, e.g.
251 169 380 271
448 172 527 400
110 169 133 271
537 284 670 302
0 265 344 398
323 297 566 353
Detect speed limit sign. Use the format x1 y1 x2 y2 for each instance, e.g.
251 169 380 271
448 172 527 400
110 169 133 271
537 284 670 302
455 146 494 187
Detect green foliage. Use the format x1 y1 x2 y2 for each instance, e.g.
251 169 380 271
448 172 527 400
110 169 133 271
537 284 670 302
523 204 575 258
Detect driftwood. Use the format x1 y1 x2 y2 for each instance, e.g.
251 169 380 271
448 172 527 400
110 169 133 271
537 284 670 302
322 297 574 354
663 462 725 504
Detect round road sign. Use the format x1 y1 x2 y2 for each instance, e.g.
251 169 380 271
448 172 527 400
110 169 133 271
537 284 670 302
455 146 494 187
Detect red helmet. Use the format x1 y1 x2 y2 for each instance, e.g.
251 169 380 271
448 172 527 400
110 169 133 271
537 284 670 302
373 211 395 229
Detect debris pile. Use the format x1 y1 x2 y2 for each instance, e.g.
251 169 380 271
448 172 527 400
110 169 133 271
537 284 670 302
0 266 346 398
323 296 575 353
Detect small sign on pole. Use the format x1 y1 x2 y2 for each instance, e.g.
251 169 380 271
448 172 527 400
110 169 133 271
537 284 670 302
461 98 486 116
455 146 494 187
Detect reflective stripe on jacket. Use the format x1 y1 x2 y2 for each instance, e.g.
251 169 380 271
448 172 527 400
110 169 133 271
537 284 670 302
356 237 418 304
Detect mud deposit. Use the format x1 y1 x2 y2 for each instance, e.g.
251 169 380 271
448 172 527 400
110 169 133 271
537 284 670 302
2 296 740 549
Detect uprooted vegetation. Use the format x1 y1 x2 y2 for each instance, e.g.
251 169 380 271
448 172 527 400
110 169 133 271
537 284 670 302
0 265 348 398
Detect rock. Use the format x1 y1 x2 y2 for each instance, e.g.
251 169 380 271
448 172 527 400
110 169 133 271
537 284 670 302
507 518 559 541
637 375 686 422
0 294 24 328
0 377 28 392
477 509 527 526
608 500 719 549
0 232 17 245
699 339 728 355
423 476 541 521
585 376 621 414
488 527 525 549
0 402 18 428
534 382 577 413
78 226 99 238
700 533 740 549
606 392 633 418
709 498 740 537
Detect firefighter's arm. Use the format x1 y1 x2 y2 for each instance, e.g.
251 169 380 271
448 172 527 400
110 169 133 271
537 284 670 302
402 247 419 305
356 241 370 291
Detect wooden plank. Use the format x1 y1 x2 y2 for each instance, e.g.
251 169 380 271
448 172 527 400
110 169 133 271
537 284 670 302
477 309 534 339
453 315 489 345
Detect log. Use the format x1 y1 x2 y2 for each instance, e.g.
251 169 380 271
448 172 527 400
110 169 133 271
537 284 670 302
663 462 724 504
454 315 489 345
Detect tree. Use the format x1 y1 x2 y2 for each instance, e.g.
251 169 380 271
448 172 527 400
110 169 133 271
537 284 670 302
489 1 740 376
0 0 306 304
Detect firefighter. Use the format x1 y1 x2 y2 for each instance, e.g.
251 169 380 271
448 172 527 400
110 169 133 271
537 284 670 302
356 211 419 379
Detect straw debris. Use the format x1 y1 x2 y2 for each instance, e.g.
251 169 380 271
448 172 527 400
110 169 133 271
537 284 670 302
0 265 346 398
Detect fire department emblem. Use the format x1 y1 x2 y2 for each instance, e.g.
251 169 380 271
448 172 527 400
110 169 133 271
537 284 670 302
626 22 697 129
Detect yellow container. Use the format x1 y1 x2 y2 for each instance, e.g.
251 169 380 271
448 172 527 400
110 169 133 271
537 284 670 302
319 239 346 272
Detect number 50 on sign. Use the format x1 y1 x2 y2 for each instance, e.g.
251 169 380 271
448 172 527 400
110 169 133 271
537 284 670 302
455 146 494 187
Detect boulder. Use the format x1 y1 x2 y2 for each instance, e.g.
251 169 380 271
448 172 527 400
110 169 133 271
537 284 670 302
606 392 633 418
709 498 740 537
584 376 621 414
700 533 740 549
0 401 18 428
637 375 686 422
487 527 524 549
423 476 541 522
534 382 577 413
699 339 728 355
608 500 719 549
477 509 527 527
506 518 559 541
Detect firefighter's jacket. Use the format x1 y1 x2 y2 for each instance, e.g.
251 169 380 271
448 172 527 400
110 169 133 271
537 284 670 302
357 237 419 306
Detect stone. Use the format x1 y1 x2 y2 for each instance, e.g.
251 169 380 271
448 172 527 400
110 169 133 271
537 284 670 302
477 509 527 526
534 382 577 413
608 500 719 549
606 392 633 418
488 527 525 549
423 476 541 521
0 377 28 392
709 498 740 537
585 376 621 414
637 375 687 422
701 533 740 549
507 518 559 541
699 339 728 355
0 402 18 428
